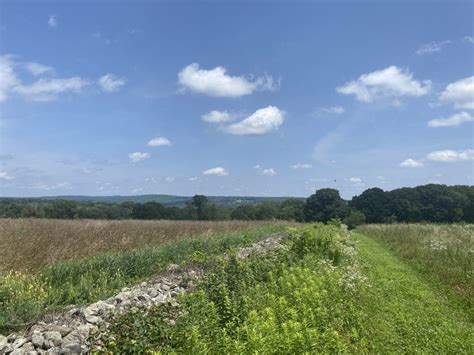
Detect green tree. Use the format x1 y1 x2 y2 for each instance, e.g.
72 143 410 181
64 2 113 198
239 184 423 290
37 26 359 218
304 188 349 222
350 188 389 223
343 211 366 230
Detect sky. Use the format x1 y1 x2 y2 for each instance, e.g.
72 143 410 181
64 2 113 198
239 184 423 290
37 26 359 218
0 0 473 199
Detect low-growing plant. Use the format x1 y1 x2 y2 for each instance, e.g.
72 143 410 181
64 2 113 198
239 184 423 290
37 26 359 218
0 225 285 333
98 224 367 353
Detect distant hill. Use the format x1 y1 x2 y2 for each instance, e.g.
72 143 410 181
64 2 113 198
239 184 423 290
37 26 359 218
30 194 303 207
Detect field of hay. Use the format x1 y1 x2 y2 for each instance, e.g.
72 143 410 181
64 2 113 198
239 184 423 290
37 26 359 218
0 218 291 273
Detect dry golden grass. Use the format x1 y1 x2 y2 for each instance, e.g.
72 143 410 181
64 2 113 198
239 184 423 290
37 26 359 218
0 218 292 273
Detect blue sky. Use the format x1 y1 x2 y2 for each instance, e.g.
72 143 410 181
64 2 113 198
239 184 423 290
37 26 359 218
0 0 473 199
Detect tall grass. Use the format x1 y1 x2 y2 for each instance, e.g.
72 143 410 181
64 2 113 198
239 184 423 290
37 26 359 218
0 218 291 273
0 223 288 334
357 224 473 314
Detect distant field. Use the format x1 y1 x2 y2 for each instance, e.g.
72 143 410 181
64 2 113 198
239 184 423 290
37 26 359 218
0 218 292 273
357 223 473 317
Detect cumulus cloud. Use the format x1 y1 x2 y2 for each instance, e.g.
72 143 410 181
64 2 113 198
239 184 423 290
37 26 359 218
0 172 13 180
427 149 474 162
0 55 126 102
321 106 345 114
439 76 474 110
48 15 58 28
147 136 172 147
400 158 424 168
14 77 90 101
463 36 474 44
201 110 236 123
24 62 54 76
0 55 90 101
225 105 284 135
188 177 198 181
291 163 312 169
128 152 150 163
178 63 278 97
416 40 451 55
165 176 175 183
98 74 125 92
336 66 431 102
349 177 362 183
428 112 474 127
261 168 277 176
203 167 229 176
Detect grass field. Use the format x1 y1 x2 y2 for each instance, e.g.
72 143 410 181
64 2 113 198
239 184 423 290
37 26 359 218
357 223 473 318
98 224 474 353
0 218 291 273
1 220 473 353
0 219 291 333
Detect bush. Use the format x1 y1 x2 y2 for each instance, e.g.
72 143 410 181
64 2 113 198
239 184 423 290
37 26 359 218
343 211 366 230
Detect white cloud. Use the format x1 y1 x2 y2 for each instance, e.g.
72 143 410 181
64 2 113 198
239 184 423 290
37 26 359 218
24 62 54 76
427 149 474 162
147 136 172 147
0 172 13 180
202 110 236 123
225 105 284 135
261 168 277 176
14 77 90 101
128 152 150 163
416 40 450 55
203 167 229 176
165 176 175 183
0 55 90 102
428 112 474 127
463 36 474 44
336 66 431 102
321 106 345 114
400 158 424 168
291 163 312 169
188 177 198 181
48 15 58 28
98 74 125 92
439 76 474 110
178 63 277 97
0 55 20 102
349 177 362 183
132 188 143 193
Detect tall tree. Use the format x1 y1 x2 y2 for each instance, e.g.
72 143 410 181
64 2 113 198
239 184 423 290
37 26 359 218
304 188 349 222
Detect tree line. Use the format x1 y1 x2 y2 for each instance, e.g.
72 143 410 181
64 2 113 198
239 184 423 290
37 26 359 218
1 184 473 226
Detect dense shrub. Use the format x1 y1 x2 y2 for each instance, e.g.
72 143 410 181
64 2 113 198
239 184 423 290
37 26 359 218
98 224 367 353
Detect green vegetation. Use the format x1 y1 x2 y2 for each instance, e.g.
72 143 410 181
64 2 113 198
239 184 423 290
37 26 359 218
358 223 473 319
2 184 472 224
98 224 367 353
0 225 285 334
97 224 474 353
356 233 473 353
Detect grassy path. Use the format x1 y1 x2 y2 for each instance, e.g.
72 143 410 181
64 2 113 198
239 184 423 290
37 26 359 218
356 233 473 353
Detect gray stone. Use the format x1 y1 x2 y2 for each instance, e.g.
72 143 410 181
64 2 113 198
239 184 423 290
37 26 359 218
61 331 83 349
31 332 45 348
62 343 82 353
20 342 35 352
45 325 71 337
13 337 27 349
0 335 8 346
43 331 61 349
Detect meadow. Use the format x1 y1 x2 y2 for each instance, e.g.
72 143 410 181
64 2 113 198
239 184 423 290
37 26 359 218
358 223 473 317
0 219 291 333
0 218 290 273
1 220 473 353
98 223 474 353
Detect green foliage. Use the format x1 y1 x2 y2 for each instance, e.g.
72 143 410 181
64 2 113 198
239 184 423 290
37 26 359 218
98 224 367 353
304 188 350 222
358 224 474 319
0 225 285 333
343 211 366 230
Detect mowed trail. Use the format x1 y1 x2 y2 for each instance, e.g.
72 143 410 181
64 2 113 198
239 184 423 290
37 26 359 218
356 233 473 353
